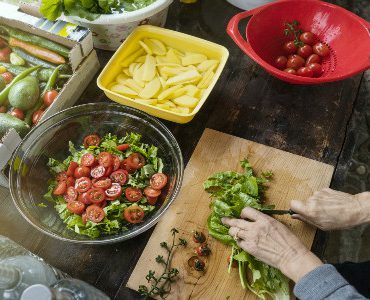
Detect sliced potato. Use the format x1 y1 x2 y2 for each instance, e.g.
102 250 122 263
197 59 219 72
156 103 171 110
139 77 161 99
158 84 183 100
173 95 199 108
135 98 158 105
139 40 152 55
107 81 117 90
111 84 138 97
158 76 166 89
166 69 201 86
159 66 188 77
170 87 187 99
145 38 167 56
123 68 131 77
169 107 181 113
116 74 129 84
142 55 156 82
183 84 199 97
129 62 141 77
197 69 214 89
120 48 145 67
166 48 182 64
135 55 146 63
177 107 191 114
133 65 145 85
124 79 143 93
182 53 207 66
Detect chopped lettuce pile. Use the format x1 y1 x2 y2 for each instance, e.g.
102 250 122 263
203 159 290 299
44 133 163 238
40 0 157 21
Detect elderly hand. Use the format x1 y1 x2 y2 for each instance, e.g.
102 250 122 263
290 188 370 231
222 207 322 282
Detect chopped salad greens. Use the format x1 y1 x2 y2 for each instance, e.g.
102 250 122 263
203 159 290 299
40 0 157 21
44 132 167 238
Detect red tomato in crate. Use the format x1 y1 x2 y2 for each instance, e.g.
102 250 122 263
10 108 24 120
43 90 58 107
1 72 13 84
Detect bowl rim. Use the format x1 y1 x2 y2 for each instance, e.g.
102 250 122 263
9 102 184 244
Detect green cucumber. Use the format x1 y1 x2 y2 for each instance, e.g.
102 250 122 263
0 113 30 137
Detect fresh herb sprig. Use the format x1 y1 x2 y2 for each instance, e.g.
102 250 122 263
284 20 304 47
139 228 187 299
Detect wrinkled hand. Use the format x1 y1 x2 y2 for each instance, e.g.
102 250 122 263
290 188 370 231
222 207 322 282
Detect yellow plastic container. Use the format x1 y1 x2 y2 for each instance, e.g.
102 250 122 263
97 25 229 123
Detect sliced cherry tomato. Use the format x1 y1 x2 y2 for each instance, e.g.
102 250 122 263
0 71 12 83
297 45 313 59
123 206 144 224
125 187 142 202
10 108 24 120
64 186 78 202
105 183 122 198
306 54 321 65
66 176 75 187
146 196 158 206
82 212 88 224
53 181 67 195
297 67 314 77
283 41 297 55
104 166 113 177
150 173 168 190
67 201 85 215
195 244 211 256
193 231 206 243
274 56 287 70
87 188 105 204
98 152 113 168
97 200 107 208
81 153 95 167
78 192 91 205
144 186 161 198
227 255 238 268
86 205 105 223
74 166 91 178
90 165 105 179
127 153 146 170
121 159 136 173
112 155 121 171
286 54 305 70
32 109 44 125
110 169 128 185
307 63 323 77
92 177 112 189
0 38 7 48
83 134 101 148
313 42 330 57
300 32 316 45
43 90 58 107
0 106 7 113
117 144 130 151
284 68 297 75
66 161 78 177
75 177 92 193
56 171 68 182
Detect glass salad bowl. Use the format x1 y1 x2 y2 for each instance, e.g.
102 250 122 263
9 103 183 244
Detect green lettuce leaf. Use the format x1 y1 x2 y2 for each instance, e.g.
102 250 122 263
40 0 63 21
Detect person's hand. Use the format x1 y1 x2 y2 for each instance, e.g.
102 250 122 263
290 188 370 231
221 207 322 282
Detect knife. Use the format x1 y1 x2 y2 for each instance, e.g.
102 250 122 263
261 209 295 216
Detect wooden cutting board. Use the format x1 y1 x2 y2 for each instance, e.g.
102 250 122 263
127 128 334 299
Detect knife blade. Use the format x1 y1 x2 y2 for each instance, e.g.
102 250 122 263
262 209 295 216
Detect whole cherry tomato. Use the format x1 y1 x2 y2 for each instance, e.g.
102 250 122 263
43 90 58 107
1 72 13 84
0 48 11 63
10 108 24 120
299 32 316 45
0 106 7 113
286 54 305 70
297 67 314 77
283 41 297 55
274 56 287 70
313 42 330 57
306 54 321 65
284 68 297 75
307 63 323 77
297 45 313 59
32 109 44 125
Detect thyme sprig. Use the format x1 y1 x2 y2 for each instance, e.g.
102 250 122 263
139 228 187 299
284 20 304 47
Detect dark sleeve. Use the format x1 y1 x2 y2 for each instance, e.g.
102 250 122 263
293 264 367 300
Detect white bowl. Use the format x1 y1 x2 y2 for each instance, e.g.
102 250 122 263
226 0 273 10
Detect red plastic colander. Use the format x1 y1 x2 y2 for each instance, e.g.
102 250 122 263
227 0 370 84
